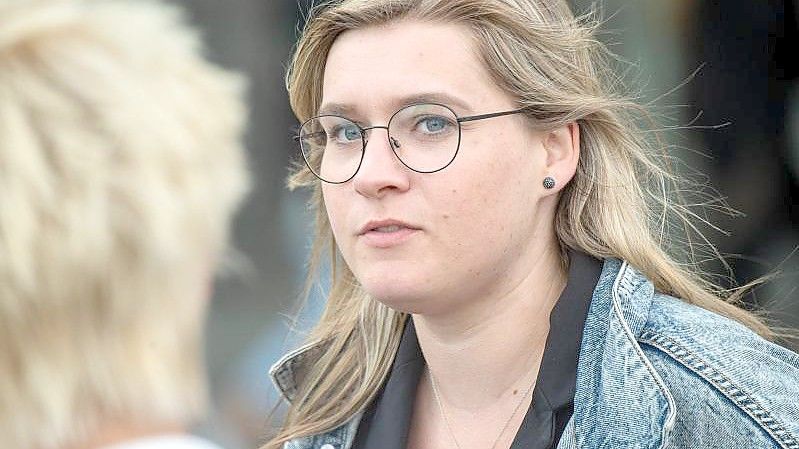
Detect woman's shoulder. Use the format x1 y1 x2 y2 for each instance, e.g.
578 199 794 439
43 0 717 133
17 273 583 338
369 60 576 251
639 293 799 446
641 292 799 373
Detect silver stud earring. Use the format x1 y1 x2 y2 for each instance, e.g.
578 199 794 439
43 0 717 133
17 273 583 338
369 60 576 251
543 176 556 189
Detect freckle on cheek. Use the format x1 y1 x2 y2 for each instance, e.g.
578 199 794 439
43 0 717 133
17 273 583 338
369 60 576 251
443 214 450 220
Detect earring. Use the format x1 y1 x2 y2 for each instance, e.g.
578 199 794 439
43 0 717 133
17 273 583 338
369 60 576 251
543 176 556 189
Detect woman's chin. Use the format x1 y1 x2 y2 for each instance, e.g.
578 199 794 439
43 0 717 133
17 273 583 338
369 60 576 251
365 290 422 313
360 280 434 314
353 263 458 314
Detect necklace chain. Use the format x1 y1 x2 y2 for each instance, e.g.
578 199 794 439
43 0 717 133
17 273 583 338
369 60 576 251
427 367 537 449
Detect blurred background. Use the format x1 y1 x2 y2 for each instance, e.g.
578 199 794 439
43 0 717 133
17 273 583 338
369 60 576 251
173 0 799 447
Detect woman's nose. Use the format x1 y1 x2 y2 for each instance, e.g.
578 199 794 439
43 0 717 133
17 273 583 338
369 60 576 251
352 128 410 198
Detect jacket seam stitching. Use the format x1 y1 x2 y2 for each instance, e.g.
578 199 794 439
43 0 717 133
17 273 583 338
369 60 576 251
610 262 676 449
639 330 799 449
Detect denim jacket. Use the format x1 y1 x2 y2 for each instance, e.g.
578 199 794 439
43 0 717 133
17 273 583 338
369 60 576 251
270 259 799 448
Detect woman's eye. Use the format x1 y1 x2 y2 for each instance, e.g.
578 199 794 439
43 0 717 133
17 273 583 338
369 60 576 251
416 116 451 134
332 124 361 143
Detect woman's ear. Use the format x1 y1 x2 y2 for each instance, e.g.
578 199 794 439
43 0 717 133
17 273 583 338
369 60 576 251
542 122 580 193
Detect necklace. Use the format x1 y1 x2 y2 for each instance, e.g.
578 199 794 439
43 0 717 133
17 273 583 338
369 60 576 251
427 367 537 449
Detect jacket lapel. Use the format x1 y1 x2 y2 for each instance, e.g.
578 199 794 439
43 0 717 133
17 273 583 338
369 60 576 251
567 259 676 449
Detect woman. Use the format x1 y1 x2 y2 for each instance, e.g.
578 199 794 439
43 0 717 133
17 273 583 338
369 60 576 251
267 1 799 448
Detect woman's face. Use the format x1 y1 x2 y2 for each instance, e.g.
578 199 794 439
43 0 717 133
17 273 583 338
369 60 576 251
320 21 562 314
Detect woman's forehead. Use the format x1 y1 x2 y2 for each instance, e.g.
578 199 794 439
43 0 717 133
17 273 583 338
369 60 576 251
320 20 503 117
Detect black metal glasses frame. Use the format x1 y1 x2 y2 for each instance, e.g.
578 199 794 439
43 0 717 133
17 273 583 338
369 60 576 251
295 102 530 184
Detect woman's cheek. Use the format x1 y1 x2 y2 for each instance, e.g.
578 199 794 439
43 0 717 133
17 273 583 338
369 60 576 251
322 190 350 250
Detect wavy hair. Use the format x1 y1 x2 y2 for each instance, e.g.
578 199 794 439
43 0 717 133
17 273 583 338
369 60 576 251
267 0 772 446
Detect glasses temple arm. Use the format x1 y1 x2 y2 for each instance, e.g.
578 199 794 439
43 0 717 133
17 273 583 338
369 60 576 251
457 107 531 123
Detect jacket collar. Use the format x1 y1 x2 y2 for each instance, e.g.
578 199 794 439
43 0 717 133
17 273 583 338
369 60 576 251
269 339 326 404
270 258 676 449
570 258 676 449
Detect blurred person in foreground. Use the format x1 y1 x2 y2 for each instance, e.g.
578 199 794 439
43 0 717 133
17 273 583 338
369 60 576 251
0 1 249 448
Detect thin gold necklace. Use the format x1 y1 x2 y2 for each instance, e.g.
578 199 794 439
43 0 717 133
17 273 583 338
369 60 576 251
427 367 537 449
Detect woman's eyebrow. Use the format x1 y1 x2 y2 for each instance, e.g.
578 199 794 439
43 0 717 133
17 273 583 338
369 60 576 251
394 92 473 112
317 102 355 116
317 92 473 117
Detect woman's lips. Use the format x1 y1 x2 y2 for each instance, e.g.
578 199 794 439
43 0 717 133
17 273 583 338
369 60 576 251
358 220 421 248
360 226 420 248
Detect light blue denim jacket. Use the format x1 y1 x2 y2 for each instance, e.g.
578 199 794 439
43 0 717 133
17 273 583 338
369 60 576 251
270 259 799 448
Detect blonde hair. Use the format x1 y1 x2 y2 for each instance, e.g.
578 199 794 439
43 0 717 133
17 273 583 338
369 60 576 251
0 1 249 448
268 0 773 446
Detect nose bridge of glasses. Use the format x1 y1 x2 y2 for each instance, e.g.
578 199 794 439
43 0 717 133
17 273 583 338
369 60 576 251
357 124 407 178
361 125 401 150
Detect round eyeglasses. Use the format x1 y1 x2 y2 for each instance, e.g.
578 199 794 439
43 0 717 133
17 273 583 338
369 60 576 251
296 102 530 184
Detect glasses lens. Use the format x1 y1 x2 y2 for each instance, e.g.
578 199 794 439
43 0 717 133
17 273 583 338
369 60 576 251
388 104 460 173
299 115 364 183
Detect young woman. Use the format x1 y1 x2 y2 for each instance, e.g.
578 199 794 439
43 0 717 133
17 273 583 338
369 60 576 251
267 1 799 448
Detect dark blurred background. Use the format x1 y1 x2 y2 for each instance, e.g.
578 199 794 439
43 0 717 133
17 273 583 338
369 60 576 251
176 1 799 447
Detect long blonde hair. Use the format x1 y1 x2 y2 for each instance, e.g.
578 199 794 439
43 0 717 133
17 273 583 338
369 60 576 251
268 0 772 446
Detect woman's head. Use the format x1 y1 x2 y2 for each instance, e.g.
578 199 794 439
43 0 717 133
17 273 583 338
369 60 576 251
289 0 645 309
0 1 248 448
317 19 581 314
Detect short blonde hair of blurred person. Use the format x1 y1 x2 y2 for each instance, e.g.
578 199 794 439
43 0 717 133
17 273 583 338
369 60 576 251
0 1 249 448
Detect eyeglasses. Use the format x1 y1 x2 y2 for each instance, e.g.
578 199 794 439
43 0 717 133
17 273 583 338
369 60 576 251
296 102 530 184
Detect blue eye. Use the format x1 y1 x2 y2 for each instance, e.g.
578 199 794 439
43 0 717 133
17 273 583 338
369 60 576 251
417 116 451 134
332 124 362 143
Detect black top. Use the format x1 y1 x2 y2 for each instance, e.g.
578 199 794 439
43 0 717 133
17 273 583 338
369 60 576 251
351 251 603 449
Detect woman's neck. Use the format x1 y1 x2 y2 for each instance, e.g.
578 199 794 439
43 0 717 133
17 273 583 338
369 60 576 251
412 243 567 411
